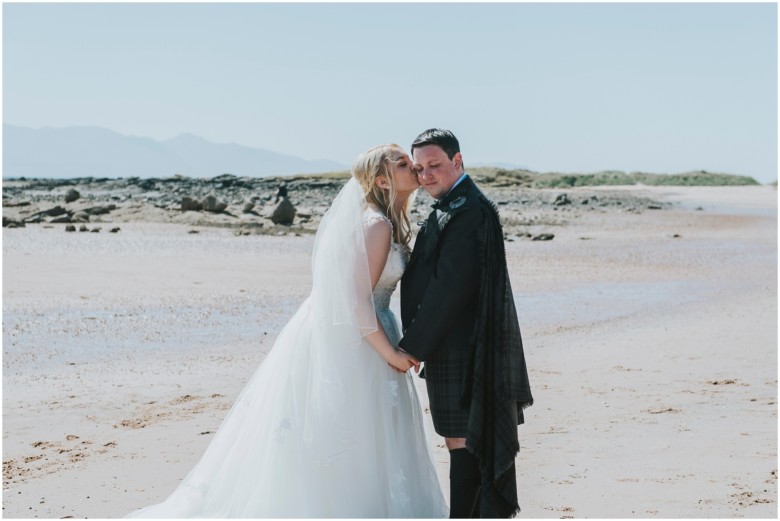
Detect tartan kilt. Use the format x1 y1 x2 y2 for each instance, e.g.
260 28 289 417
423 356 470 438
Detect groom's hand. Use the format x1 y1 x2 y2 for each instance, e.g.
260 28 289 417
398 348 421 374
387 349 421 374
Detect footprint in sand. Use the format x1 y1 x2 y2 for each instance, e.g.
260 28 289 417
3 435 118 487
645 407 681 415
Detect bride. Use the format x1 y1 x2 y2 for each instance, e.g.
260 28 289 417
127 144 449 518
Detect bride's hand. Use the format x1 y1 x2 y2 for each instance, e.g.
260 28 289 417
388 350 420 374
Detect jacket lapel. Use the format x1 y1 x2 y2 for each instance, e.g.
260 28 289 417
408 175 475 268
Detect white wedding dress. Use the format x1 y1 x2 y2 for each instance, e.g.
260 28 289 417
128 181 448 518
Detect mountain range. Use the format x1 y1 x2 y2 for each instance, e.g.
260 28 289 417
2 124 348 179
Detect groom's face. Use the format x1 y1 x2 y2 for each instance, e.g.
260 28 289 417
412 145 463 200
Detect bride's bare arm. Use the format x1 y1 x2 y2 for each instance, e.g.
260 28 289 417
362 218 420 373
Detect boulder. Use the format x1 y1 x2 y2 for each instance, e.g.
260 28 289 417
202 195 228 213
24 206 68 223
65 225 76 232
65 189 80 203
271 197 297 225
532 233 555 241
553 193 571 206
181 197 203 212
242 202 256 214
3 217 25 228
49 215 72 224
79 225 89 232
83 205 116 215
72 211 90 223
110 227 121 233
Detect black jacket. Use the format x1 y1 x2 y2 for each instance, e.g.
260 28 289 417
399 177 483 367
400 175 533 517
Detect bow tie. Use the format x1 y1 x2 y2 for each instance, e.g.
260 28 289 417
432 194 466 212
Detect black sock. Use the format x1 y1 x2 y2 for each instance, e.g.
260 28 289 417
472 490 481 518
449 448 481 518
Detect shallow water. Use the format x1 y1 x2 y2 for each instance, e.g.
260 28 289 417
3 298 301 373
516 279 714 334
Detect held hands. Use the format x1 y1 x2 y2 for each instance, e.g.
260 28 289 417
387 348 421 374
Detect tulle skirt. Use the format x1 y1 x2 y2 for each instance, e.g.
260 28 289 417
127 297 448 518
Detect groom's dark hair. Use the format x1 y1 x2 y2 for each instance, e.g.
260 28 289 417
411 128 460 160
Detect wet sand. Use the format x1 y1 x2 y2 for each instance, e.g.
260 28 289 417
2 185 777 518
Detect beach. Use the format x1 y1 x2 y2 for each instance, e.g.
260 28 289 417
2 184 777 518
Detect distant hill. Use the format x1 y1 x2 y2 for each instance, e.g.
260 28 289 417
2 124 348 179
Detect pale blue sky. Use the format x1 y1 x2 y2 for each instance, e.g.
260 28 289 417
3 2 777 182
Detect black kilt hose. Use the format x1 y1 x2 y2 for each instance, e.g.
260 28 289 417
400 176 490 437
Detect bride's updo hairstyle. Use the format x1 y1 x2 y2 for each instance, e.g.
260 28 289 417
352 144 413 251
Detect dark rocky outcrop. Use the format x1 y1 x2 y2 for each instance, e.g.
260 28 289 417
181 197 203 212
65 189 81 203
271 198 296 225
202 195 228 213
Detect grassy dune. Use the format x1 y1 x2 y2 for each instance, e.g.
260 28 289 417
465 168 760 188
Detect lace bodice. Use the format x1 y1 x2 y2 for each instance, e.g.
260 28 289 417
363 207 408 310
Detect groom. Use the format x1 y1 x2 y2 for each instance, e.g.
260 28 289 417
399 129 533 518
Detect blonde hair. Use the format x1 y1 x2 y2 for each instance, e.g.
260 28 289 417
352 144 413 251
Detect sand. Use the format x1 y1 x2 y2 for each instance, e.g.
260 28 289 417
2 185 777 518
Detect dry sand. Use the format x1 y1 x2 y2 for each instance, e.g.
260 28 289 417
2 185 777 518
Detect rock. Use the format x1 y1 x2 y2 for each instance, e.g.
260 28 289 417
138 179 156 190
48 215 72 224
82 205 116 215
90 227 101 233
3 217 25 228
25 206 68 223
532 233 555 241
64 189 80 203
72 211 90 223
181 197 203 212
242 202 255 214
65 225 76 232
553 193 571 206
79 225 89 232
202 195 228 213
271 197 297 225
110 227 121 233
647 204 662 210
188 229 200 234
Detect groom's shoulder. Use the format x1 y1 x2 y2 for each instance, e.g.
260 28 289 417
463 179 499 221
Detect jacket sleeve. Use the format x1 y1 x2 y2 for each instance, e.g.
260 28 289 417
399 207 484 361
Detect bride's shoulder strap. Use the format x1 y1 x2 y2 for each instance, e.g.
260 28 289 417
362 206 392 228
